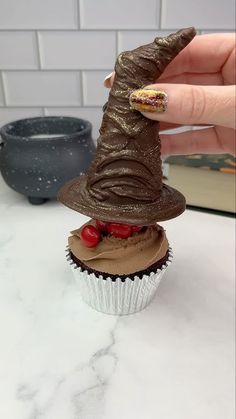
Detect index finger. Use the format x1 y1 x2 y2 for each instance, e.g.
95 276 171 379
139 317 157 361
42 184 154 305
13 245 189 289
158 33 235 79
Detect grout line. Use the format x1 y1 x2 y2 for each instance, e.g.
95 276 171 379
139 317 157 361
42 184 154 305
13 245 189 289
0 72 8 105
0 68 112 72
158 0 162 29
0 26 234 34
0 72 6 106
76 0 80 29
0 106 43 109
0 105 103 109
0 103 84 108
35 31 42 69
0 28 81 32
0 27 230 32
79 71 84 106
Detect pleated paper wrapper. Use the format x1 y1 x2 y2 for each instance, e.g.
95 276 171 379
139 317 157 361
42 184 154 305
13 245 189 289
66 248 173 315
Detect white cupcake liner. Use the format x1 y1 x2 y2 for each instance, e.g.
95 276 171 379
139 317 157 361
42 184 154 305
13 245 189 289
66 248 173 315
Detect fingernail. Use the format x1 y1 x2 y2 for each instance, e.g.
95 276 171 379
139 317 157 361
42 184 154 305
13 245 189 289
103 72 113 87
129 89 168 113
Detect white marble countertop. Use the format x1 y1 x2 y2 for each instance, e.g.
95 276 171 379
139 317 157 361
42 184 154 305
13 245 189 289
0 174 235 419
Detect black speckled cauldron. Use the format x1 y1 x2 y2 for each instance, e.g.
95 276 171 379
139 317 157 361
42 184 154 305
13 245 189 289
0 116 95 204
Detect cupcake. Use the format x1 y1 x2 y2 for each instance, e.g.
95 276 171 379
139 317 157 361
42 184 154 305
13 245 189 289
66 220 172 314
58 27 196 315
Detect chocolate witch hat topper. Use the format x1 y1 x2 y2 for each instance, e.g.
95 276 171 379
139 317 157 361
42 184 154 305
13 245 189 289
58 27 196 225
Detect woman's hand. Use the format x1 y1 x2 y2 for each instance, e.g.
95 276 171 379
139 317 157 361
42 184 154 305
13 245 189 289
104 34 236 156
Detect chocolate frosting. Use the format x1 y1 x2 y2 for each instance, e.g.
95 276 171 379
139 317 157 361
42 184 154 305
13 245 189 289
68 221 169 275
58 28 196 224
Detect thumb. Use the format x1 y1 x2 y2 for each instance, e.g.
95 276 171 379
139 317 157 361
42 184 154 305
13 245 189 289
129 84 236 129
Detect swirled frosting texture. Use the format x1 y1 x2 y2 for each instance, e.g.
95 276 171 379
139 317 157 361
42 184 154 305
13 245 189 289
68 221 169 275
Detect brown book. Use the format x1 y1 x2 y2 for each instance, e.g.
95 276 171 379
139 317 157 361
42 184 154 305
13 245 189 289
164 154 236 213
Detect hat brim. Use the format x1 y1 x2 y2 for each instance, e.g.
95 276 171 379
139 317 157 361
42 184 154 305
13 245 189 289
58 175 186 224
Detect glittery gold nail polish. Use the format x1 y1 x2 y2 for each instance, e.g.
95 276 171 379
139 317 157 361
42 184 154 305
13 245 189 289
129 89 168 113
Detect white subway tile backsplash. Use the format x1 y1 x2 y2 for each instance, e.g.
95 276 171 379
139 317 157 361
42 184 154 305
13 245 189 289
82 71 109 106
161 0 236 29
45 107 103 141
80 0 160 29
4 72 81 106
0 32 38 69
0 0 77 29
0 108 43 127
118 30 170 53
39 31 116 69
0 0 234 131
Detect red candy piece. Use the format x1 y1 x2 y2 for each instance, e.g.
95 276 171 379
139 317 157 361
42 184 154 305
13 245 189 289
107 223 132 239
81 225 101 248
96 219 108 232
131 225 143 233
